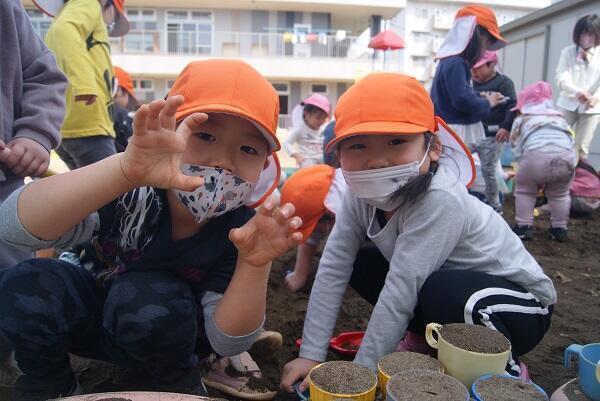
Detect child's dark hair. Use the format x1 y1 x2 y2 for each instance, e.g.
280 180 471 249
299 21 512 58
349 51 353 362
573 14 600 48
462 26 492 67
391 132 439 207
304 104 326 116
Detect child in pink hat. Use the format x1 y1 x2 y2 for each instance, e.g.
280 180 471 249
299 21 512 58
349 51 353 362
283 94 331 168
510 81 576 242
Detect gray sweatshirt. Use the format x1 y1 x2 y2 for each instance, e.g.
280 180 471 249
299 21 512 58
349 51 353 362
0 0 67 181
299 165 557 371
0 186 262 357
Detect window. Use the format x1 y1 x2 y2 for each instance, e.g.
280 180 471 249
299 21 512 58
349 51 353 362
166 10 213 55
272 82 290 115
413 32 430 44
124 9 158 53
26 9 52 40
133 79 155 103
415 8 429 19
311 84 328 95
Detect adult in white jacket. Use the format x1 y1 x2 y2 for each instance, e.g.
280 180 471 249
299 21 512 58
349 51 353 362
555 14 600 160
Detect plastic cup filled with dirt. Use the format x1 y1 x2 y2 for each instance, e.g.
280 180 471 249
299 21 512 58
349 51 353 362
385 369 469 401
472 374 549 400
377 352 444 399
308 361 378 401
425 322 511 388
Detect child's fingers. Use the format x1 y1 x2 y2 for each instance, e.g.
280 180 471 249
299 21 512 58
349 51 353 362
257 195 279 217
3 142 25 169
21 155 42 177
159 96 184 130
176 113 209 141
272 202 296 224
287 232 304 248
34 160 50 178
146 99 166 131
132 104 149 137
228 226 247 246
287 216 303 233
0 145 11 164
171 173 204 192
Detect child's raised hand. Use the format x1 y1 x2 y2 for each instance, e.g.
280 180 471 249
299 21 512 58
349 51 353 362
0 138 50 178
120 96 208 191
229 196 303 268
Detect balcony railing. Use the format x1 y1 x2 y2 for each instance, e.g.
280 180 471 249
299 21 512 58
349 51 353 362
433 14 453 31
111 30 366 60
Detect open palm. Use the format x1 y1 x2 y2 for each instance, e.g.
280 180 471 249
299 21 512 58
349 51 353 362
120 96 208 191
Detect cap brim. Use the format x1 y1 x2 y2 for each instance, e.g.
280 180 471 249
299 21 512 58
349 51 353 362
175 104 280 152
246 153 281 208
109 12 130 37
325 121 433 153
435 117 476 188
32 0 63 17
488 34 507 50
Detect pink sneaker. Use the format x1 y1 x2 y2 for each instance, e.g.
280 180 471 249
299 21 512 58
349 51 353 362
395 331 435 356
518 361 530 381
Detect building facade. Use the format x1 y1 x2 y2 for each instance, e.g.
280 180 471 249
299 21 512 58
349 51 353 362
22 0 403 129
499 0 600 168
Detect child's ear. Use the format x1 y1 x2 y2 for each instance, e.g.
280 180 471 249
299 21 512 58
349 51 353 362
429 136 443 162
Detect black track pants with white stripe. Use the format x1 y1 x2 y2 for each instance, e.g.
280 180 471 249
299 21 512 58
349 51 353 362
349 246 553 374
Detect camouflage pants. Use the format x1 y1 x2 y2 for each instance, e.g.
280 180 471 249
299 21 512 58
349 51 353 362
0 259 204 383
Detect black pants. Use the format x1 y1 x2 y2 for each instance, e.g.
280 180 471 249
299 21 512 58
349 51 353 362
0 259 208 384
349 246 553 374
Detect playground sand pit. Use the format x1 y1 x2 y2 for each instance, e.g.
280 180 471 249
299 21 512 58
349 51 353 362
1 197 599 401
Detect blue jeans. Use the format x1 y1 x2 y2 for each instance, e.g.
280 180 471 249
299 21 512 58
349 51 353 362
55 135 116 170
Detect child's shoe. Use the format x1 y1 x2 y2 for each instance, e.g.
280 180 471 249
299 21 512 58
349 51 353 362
513 225 533 240
548 227 568 242
12 373 82 401
201 351 276 400
248 330 283 359
395 331 435 356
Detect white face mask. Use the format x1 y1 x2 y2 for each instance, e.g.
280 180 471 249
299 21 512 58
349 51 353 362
580 33 595 50
342 144 430 211
174 164 255 224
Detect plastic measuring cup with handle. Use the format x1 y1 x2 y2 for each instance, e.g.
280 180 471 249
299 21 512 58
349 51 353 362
564 343 600 400
425 322 510 389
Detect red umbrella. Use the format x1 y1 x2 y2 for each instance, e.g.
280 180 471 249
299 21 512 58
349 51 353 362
368 30 405 51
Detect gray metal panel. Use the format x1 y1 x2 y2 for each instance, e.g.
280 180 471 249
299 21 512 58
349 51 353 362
503 39 526 91
523 34 546 87
290 81 302 111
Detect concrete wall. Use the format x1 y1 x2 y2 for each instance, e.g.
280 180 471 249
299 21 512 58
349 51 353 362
500 0 600 168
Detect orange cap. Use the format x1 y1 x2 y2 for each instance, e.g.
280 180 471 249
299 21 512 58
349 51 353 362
327 73 436 151
169 60 280 152
456 5 506 46
280 165 335 242
326 73 476 188
113 66 135 99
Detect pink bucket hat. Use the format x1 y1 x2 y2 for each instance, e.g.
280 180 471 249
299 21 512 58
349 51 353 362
302 94 331 115
473 50 498 69
512 81 562 116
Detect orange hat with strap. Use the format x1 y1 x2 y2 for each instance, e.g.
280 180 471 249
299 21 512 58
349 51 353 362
169 59 281 207
113 66 135 99
280 165 336 242
456 5 506 49
327 73 476 188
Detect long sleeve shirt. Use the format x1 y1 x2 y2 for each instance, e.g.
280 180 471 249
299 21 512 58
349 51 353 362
299 165 556 371
431 56 491 125
0 0 67 180
556 45 600 114
473 73 517 137
45 0 116 138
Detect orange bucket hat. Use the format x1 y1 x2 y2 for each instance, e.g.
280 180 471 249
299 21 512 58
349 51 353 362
168 59 281 207
113 66 135 99
456 5 506 48
280 165 336 242
327 73 476 188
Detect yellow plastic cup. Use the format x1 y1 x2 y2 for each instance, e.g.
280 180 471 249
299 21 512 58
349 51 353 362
425 323 511 389
377 354 443 400
308 362 378 401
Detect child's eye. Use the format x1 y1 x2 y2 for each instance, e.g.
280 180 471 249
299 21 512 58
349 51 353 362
389 138 406 145
241 145 258 155
348 143 366 150
196 132 215 142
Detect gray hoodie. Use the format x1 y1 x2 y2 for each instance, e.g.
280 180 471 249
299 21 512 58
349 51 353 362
299 165 557 371
0 0 67 182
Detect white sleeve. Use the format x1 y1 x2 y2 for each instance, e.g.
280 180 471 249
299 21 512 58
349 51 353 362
556 47 581 97
282 126 302 157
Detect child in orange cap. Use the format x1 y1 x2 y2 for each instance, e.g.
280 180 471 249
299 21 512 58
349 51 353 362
0 59 303 400
281 73 556 392
280 164 346 291
112 66 139 152
431 5 507 150
283 94 331 168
